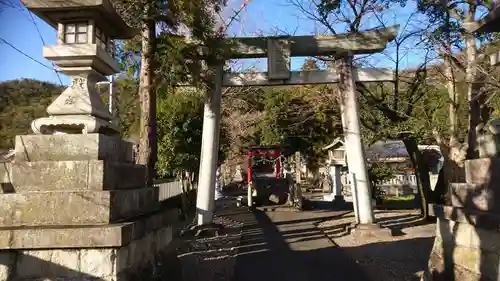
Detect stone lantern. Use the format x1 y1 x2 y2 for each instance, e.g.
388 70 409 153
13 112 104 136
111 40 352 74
23 0 137 135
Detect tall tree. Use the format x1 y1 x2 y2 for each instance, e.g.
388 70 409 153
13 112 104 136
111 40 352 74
114 0 232 183
417 0 498 191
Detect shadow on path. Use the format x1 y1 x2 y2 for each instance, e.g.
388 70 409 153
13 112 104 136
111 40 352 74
221 209 371 281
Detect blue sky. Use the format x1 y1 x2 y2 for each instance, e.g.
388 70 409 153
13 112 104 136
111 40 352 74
0 0 427 85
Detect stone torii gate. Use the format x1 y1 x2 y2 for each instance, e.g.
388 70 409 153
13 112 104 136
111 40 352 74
194 26 400 227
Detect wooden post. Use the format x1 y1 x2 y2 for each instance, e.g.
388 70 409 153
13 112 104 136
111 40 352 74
247 151 253 207
275 157 281 179
336 55 375 225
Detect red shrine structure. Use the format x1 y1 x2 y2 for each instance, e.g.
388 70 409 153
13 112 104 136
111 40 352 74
247 146 282 185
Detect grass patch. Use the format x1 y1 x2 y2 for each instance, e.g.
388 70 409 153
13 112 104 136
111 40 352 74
384 194 415 201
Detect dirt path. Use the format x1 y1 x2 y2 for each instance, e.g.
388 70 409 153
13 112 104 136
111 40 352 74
317 210 435 281
221 208 371 281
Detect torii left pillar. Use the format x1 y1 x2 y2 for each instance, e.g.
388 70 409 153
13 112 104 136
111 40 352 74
196 64 224 225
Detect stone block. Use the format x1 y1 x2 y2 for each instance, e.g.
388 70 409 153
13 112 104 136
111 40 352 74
449 183 500 212
14 134 133 163
432 242 500 281
79 249 116 277
435 218 474 248
427 250 482 281
0 162 10 183
465 158 500 185
0 223 177 280
0 162 13 194
0 208 178 249
477 134 500 158
9 160 146 192
429 204 500 230
0 188 159 226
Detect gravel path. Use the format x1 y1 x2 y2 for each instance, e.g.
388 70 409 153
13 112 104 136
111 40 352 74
228 209 374 281
317 210 436 281
175 199 434 281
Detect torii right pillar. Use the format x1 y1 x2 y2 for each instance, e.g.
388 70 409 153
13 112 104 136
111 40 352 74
336 54 375 225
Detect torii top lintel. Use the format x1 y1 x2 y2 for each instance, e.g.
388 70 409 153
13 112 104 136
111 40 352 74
192 25 400 59
463 5 500 34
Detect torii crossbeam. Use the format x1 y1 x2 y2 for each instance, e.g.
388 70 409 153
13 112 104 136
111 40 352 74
194 26 400 227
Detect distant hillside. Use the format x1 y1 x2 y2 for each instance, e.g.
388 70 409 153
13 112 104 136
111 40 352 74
0 79 62 149
0 78 141 149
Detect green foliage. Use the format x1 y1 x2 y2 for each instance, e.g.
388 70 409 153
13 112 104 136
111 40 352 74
368 164 395 184
258 86 343 170
114 79 141 139
113 0 229 87
156 88 204 179
0 79 62 149
368 164 395 200
155 86 230 179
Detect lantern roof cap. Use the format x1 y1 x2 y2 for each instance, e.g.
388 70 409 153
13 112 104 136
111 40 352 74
23 0 138 39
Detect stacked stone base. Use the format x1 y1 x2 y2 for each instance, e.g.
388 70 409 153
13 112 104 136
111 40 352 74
0 223 176 281
0 134 187 281
425 158 500 281
425 205 500 281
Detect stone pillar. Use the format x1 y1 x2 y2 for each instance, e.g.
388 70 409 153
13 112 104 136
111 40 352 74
295 151 301 184
336 55 374 225
425 157 500 280
196 64 224 225
332 165 345 202
324 165 344 202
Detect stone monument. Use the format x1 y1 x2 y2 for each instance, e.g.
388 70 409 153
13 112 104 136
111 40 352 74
424 149 500 280
424 8 500 281
0 1 181 280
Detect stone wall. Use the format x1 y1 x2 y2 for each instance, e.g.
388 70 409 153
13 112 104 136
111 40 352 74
424 158 500 281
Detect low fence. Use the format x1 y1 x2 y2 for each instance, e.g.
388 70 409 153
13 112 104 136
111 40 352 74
340 173 439 196
154 179 185 202
153 179 197 204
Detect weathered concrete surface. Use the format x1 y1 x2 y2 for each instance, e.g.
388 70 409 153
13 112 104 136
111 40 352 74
14 134 133 163
0 208 179 249
425 153 500 281
449 183 500 212
0 188 159 226
424 217 500 281
465 158 500 185
9 160 146 192
477 134 500 158
0 224 176 281
430 204 500 234
0 162 11 186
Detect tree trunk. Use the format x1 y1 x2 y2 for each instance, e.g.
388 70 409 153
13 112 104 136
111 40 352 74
137 10 157 185
401 135 432 219
444 55 460 147
465 27 480 159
